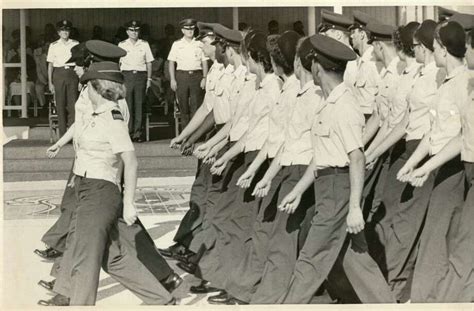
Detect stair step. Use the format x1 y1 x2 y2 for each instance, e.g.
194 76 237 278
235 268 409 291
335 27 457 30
3 168 196 182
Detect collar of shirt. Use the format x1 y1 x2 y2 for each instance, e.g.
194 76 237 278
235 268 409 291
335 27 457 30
93 100 118 115
124 38 145 47
259 73 278 89
326 82 349 104
233 64 247 79
245 72 257 82
224 64 235 75
179 37 199 46
444 64 467 83
56 38 76 47
210 61 224 72
380 56 400 77
281 74 298 92
403 60 421 75
297 80 315 97
360 45 375 64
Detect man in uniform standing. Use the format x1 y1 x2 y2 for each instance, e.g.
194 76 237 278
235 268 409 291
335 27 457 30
118 20 154 142
168 18 209 129
47 20 79 137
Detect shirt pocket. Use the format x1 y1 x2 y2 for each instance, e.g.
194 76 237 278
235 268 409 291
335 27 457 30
312 120 330 138
354 76 367 88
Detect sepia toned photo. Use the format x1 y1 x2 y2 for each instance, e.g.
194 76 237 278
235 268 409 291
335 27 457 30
1 0 473 309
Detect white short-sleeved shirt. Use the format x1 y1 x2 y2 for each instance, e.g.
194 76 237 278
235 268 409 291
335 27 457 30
46 39 79 67
211 64 236 124
375 56 404 125
386 60 421 131
73 91 134 185
429 65 469 156
266 74 300 158
312 83 365 169
461 74 474 162
405 62 444 141
118 39 154 71
344 58 358 89
167 37 207 71
243 73 283 152
229 73 257 142
203 61 225 113
352 46 381 115
229 65 248 117
280 80 323 166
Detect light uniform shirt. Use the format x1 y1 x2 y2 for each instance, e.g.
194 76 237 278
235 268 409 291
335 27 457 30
386 60 422 131
229 73 257 142
167 37 207 71
375 56 404 125
203 61 225 112
228 64 248 117
46 38 79 67
405 61 444 141
344 58 358 88
211 64 236 124
73 88 134 185
266 74 300 158
312 83 365 169
429 65 469 156
243 73 283 152
352 46 381 115
460 72 474 162
280 80 323 166
118 39 154 71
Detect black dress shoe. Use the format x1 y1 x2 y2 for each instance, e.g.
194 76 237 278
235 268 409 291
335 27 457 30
189 281 223 294
38 279 56 291
176 260 197 275
158 243 185 258
208 295 248 305
38 294 70 306
34 247 63 260
166 297 177 305
161 272 183 293
207 291 229 303
174 251 195 263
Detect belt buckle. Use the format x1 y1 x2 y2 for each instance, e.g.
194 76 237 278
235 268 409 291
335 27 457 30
133 70 138 74
64 65 70 69
188 71 193 74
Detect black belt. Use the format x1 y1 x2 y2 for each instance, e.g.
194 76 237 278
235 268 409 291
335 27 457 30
177 70 201 74
122 70 146 74
316 166 349 178
55 65 75 69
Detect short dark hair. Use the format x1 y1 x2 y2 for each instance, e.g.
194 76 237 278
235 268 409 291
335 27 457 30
268 37 294 75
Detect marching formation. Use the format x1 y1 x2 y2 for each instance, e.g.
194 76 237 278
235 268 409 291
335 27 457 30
33 8 473 306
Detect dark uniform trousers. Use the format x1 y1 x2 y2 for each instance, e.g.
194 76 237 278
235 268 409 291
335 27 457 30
173 128 218 248
226 165 315 303
123 71 147 138
195 150 262 288
53 176 172 305
431 162 474 302
411 156 466 302
281 170 395 304
176 70 204 128
363 151 390 223
53 67 79 137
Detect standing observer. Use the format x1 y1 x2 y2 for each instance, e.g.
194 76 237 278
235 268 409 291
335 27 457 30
168 18 209 129
47 19 79 137
118 20 154 142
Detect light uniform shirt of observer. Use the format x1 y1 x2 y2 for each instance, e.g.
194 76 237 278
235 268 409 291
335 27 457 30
352 45 381 115
243 73 282 152
167 37 207 71
280 80 323 166
73 88 134 185
311 83 365 170
386 60 422 131
344 58 358 88
428 65 469 156
405 61 444 141
266 74 300 158
460 72 474 162
203 61 225 112
228 64 248 117
375 56 403 125
118 39 154 71
209 64 235 124
46 38 79 67
229 72 257 142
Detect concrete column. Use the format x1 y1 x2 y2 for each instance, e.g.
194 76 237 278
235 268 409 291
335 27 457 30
20 9 27 118
308 6 316 35
333 6 343 14
423 6 436 20
232 7 239 30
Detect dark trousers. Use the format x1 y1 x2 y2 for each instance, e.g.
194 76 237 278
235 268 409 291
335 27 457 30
281 171 395 304
226 165 314 303
175 70 204 128
52 67 79 137
52 177 172 305
411 156 466 302
123 71 147 138
432 162 474 302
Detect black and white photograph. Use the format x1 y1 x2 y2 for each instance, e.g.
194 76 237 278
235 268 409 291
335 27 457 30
1 0 473 309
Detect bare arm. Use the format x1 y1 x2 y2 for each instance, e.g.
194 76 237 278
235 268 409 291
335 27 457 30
363 111 381 146
120 150 138 226
346 148 365 234
48 63 54 93
367 112 408 162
